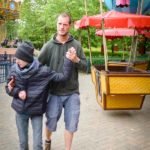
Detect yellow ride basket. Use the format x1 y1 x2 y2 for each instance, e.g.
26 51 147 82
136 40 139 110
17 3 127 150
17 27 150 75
91 65 150 110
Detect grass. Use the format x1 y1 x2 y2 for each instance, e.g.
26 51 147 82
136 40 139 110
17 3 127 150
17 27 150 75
84 47 150 62
84 48 150 72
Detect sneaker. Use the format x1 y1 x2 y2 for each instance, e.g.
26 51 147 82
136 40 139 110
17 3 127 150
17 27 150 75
45 140 51 150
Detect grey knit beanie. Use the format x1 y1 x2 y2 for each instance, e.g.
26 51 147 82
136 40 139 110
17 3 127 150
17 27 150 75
15 41 34 63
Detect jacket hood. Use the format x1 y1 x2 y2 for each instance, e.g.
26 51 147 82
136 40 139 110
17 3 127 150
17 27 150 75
52 34 74 44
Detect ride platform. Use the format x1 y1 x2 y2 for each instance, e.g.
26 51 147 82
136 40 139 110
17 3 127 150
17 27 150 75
91 65 150 110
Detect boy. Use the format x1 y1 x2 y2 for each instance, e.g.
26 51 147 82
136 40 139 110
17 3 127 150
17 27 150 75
5 41 72 150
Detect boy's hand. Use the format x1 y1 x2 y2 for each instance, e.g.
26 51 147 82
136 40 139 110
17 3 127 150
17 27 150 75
18 90 27 101
8 76 15 92
66 47 80 63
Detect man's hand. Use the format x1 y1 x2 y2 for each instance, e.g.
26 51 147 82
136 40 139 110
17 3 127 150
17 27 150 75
7 76 15 92
18 90 27 101
66 47 80 63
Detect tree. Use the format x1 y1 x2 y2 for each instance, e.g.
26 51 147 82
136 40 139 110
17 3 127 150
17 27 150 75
17 0 101 49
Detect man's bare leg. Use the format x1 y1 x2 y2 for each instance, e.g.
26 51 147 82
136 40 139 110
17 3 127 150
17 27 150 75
45 127 52 140
64 129 73 150
45 127 52 150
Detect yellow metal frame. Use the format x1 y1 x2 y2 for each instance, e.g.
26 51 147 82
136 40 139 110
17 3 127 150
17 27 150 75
99 94 145 110
91 65 150 110
108 61 148 70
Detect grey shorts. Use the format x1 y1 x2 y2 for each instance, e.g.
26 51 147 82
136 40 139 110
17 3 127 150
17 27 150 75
45 93 80 133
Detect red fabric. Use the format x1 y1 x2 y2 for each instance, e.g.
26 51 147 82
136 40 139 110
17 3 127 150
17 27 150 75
95 29 150 39
95 28 138 39
74 16 89 29
74 10 150 29
138 30 150 38
144 32 150 38
116 0 130 7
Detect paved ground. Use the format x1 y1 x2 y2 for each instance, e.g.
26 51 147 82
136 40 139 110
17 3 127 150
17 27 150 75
0 73 150 150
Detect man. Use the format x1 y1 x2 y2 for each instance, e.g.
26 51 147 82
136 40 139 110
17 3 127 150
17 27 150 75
38 12 87 150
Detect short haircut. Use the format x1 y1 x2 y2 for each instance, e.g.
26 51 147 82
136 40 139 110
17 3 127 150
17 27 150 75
57 12 72 24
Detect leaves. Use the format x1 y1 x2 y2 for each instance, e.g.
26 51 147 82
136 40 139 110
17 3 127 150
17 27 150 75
7 0 103 49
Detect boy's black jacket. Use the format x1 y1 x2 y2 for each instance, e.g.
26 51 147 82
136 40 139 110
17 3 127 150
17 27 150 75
5 58 72 115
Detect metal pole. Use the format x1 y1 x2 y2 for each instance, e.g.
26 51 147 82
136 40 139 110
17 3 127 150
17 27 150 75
129 0 144 65
84 0 93 65
133 0 144 62
99 0 108 71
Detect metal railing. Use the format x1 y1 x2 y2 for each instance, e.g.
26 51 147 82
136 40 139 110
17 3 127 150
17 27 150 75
0 54 15 83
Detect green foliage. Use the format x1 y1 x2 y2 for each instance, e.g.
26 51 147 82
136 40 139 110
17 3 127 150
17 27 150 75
5 21 18 40
6 0 150 58
14 0 102 49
